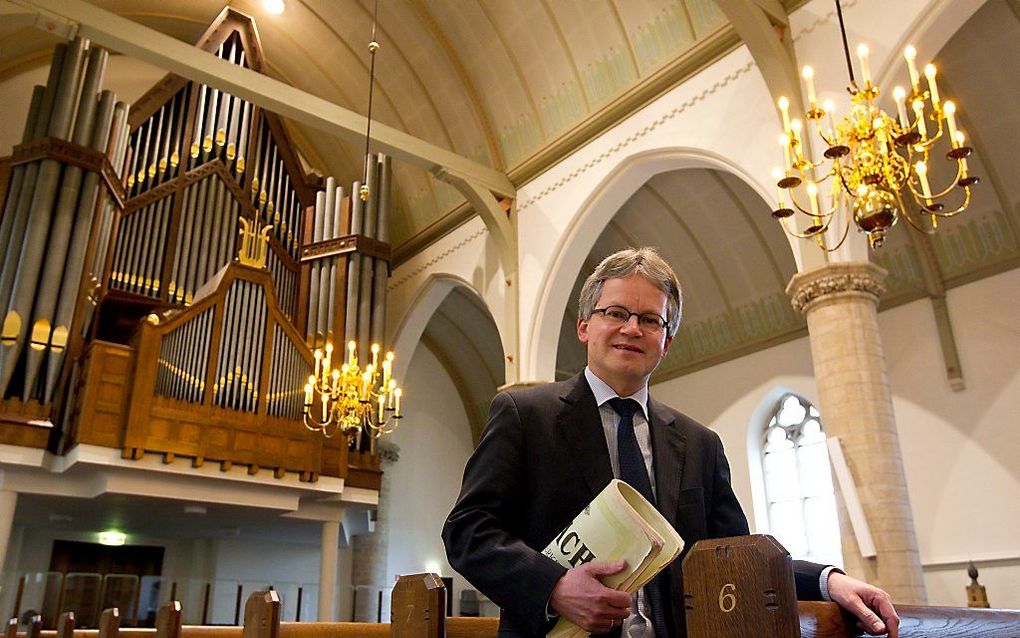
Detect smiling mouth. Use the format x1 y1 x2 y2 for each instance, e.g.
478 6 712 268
613 344 644 354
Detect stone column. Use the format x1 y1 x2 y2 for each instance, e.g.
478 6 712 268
0 490 17 576
350 444 397 621
319 520 340 621
787 262 926 603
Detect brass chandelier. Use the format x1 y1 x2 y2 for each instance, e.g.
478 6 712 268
304 341 403 439
771 0 979 249
302 0 405 442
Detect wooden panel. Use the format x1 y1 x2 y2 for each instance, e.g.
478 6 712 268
683 535 799 637
344 450 382 490
0 422 50 448
73 342 133 448
0 398 50 425
391 573 445 638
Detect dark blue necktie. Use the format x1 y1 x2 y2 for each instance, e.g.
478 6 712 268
609 398 655 505
608 398 669 637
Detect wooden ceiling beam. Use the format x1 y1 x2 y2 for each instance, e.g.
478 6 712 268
10 0 516 200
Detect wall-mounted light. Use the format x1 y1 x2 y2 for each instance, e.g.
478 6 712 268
263 0 285 15
98 530 127 546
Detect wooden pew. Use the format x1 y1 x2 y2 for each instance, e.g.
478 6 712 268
16 573 1020 638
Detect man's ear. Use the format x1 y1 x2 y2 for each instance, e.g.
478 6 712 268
662 334 673 356
577 318 589 344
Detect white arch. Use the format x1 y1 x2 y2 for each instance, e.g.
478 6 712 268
872 0 988 91
389 273 504 383
525 147 782 383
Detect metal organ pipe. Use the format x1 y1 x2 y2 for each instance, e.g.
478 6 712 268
0 37 88 395
370 154 391 347
318 177 335 346
307 190 325 345
357 156 379 350
0 88 44 274
0 44 67 363
327 184 343 341
28 71 115 399
344 181 363 346
0 44 66 313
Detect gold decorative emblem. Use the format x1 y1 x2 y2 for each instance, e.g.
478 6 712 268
237 216 273 269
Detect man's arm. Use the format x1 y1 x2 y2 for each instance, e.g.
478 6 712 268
441 392 565 634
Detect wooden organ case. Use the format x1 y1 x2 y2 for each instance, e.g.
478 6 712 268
0 8 388 489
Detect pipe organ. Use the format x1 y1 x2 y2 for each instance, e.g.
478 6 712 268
0 8 393 488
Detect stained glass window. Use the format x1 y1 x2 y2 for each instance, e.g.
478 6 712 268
762 394 842 567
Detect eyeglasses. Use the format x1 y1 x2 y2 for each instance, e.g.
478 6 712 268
591 306 668 332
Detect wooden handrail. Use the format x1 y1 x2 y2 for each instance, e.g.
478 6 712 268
15 585 1019 638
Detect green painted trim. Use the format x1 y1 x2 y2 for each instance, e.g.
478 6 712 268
392 25 741 266
507 25 741 187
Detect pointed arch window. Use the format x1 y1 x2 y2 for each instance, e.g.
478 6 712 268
762 394 842 567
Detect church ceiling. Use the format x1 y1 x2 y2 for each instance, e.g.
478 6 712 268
0 1 1015 386
0 0 734 256
557 1 1020 382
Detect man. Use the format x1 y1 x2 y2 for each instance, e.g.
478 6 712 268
443 248 898 638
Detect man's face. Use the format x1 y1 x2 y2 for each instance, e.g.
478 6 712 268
577 274 673 396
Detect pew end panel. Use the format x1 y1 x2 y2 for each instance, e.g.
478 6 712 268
682 534 801 637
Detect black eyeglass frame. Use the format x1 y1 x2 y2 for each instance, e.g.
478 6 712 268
591 305 669 331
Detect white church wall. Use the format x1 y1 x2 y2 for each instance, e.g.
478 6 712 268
649 268 1020 608
384 341 475 615
886 268 1020 609
514 41 780 384
4 528 194 620
209 538 322 622
388 217 512 381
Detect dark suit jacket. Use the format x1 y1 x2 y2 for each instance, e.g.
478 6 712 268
442 373 824 637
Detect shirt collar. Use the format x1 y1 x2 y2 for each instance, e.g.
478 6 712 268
584 367 649 421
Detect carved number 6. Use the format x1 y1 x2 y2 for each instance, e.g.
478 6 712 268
718 583 736 613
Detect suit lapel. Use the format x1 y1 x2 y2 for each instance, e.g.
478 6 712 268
558 374 613 498
649 396 686 528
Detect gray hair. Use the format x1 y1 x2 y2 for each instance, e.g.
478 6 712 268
578 247 682 337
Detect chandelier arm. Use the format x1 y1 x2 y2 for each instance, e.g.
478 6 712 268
899 208 937 234
779 215 828 239
924 163 968 201
785 190 816 217
303 409 342 438
910 117 945 152
787 193 838 220
814 171 838 185
905 173 960 204
821 218 851 252
795 157 829 174
930 188 972 218
893 188 938 235
834 165 862 201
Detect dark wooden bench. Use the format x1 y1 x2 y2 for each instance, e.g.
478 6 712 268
15 571 1019 638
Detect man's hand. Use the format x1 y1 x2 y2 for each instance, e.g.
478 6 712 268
828 571 900 637
549 560 631 634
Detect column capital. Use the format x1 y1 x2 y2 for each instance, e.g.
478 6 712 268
786 261 888 315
